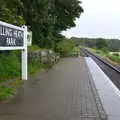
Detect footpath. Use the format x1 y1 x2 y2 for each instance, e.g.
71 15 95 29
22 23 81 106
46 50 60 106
0 57 107 120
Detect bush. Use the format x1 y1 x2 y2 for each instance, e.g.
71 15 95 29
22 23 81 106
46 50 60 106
72 47 79 57
56 39 75 57
28 45 41 51
113 53 119 56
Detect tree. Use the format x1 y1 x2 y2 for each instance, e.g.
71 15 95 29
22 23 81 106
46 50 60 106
55 0 83 31
0 0 84 49
56 39 75 57
21 0 83 48
96 38 107 49
0 0 24 26
108 39 120 51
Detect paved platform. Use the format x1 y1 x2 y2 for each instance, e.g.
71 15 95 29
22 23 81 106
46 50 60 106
0 57 107 120
86 57 120 120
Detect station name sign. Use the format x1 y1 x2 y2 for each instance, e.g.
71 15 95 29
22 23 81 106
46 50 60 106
0 25 24 47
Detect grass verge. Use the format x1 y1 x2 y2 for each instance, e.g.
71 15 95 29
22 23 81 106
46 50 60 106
28 61 44 75
86 47 120 65
0 49 44 101
107 54 120 64
0 86 15 101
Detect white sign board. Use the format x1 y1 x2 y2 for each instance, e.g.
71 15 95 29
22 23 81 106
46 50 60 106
0 21 28 80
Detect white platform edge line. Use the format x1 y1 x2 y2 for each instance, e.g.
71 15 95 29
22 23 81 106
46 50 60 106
85 57 120 98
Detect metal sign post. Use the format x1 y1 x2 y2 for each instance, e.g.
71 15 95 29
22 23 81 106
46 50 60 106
0 21 28 80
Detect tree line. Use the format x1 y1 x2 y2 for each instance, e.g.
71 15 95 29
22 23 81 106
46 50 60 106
0 0 83 49
72 37 120 52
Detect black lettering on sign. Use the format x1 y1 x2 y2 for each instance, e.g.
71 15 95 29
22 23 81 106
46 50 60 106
0 25 24 47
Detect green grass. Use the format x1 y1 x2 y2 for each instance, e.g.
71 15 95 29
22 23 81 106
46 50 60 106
108 54 120 64
0 60 43 101
0 48 44 101
0 51 21 82
28 61 44 75
0 46 44 81
0 86 15 101
0 51 21 101
0 45 57 101
27 45 45 75
85 47 120 64
86 47 108 57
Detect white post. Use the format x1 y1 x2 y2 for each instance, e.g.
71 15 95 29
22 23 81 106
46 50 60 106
21 26 28 80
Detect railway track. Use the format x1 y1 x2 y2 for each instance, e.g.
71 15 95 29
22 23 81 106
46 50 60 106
116 66 120 71
80 48 120 90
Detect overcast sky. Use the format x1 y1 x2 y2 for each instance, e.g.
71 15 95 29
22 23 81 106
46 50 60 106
62 0 120 39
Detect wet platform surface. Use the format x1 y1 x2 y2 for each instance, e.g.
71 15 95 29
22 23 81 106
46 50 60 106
0 57 107 120
86 57 120 120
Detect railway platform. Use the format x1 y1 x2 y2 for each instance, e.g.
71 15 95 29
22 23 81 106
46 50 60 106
0 57 107 120
86 57 120 120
